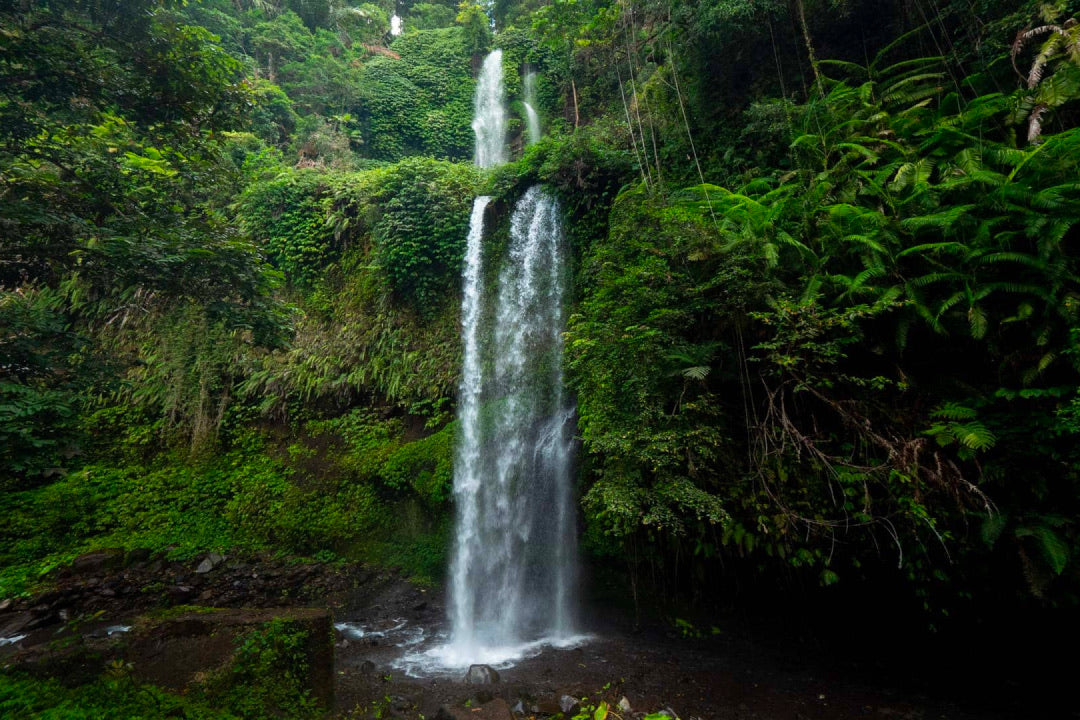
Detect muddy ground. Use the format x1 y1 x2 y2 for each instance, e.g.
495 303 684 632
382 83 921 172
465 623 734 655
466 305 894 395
0 553 1034 719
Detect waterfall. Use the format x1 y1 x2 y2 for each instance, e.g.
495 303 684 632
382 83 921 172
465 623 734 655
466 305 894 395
445 185 578 664
522 71 541 145
473 51 507 168
448 195 491 647
397 48 579 675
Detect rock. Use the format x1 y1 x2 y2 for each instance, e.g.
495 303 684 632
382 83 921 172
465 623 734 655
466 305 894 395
70 550 124 575
124 548 152 567
359 659 376 675
618 697 632 713
464 663 500 684
536 698 562 715
559 695 580 714
511 699 525 715
195 553 225 574
167 585 195 602
411 601 428 612
0 611 35 637
0 598 13 612
125 607 334 708
25 612 59 631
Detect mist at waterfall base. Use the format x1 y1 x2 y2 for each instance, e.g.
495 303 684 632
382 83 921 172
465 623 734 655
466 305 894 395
391 52 588 677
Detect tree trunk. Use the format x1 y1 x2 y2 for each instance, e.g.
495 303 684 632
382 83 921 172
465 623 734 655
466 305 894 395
794 0 822 94
571 77 580 128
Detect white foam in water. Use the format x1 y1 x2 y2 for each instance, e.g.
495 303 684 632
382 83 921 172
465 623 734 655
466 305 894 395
105 625 131 636
394 632 592 677
0 634 27 646
335 620 426 648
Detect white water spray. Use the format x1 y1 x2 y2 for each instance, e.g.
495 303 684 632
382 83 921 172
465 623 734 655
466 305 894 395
522 71 541 145
473 50 507 168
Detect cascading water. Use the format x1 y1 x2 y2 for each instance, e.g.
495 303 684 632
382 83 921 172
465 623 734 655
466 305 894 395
448 194 490 648
473 50 507 169
445 185 578 661
398 50 581 675
522 71 541 145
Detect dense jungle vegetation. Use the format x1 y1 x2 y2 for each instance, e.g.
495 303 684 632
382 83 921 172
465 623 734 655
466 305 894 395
3 0 1080 712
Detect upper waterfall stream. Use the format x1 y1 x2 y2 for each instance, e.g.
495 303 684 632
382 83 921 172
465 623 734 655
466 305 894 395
472 50 507 169
523 71 541 145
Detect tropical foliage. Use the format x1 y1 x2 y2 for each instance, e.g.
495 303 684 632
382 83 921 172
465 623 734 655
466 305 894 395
3 0 1080 712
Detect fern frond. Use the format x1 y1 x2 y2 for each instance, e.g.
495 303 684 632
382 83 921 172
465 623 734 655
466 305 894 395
852 264 888 286
907 271 963 287
835 142 880 163
935 290 969 319
979 282 1051 299
968 304 988 339
956 421 996 450
818 59 870 80
776 231 815 257
841 234 889 254
682 366 710 381
897 242 970 258
986 145 1028 167
953 148 984 176
973 251 1049 270
1013 25 1066 80
900 204 975 232
932 402 978 420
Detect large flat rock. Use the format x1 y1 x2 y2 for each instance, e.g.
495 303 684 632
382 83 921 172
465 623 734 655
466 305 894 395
125 607 334 707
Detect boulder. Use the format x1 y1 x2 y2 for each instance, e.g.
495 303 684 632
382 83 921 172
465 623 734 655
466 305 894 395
126 607 334 708
195 553 226 574
535 697 562 715
464 663 500 684
123 548 152 567
70 550 124 575
559 695 580 714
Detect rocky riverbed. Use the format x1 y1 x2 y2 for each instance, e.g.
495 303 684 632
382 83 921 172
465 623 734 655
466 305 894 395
0 551 1010 719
